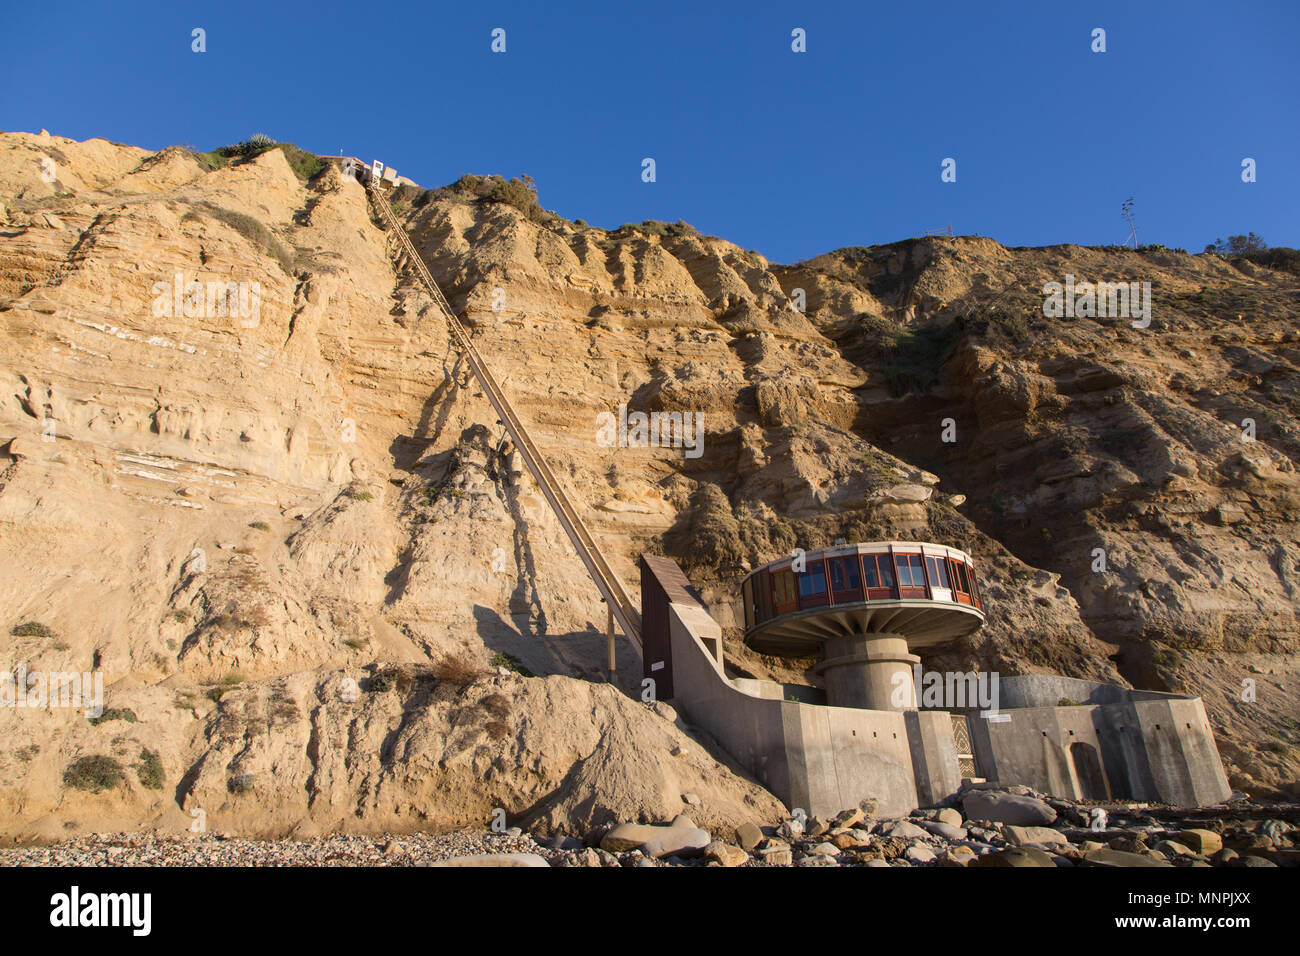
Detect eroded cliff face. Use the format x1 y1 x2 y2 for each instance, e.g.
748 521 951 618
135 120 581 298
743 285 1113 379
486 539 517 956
0 131 1295 840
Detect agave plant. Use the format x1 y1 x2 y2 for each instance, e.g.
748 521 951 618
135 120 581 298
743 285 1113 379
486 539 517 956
240 133 276 155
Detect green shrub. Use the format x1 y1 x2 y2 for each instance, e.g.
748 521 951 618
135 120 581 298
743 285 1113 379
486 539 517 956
248 520 271 531
240 133 276 154
368 672 396 693
1207 233 1267 256
858 317 960 396
621 220 698 239
191 150 229 171
63 755 126 793
1241 246 1300 277
430 173 559 224
88 707 138 726
348 489 373 502
196 136 323 181
11 621 56 639
207 671 246 702
136 748 164 789
488 652 534 678
274 142 325 181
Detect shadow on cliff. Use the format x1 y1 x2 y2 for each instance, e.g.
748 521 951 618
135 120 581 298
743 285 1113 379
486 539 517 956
388 345 469 471
472 603 640 694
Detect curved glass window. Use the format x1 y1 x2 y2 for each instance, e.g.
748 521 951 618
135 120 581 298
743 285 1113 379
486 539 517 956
925 555 951 589
829 556 861 591
797 563 827 597
862 554 895 588
895 554 926 588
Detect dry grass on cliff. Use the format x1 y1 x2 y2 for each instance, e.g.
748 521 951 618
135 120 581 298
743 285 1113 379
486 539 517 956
432 654 483 687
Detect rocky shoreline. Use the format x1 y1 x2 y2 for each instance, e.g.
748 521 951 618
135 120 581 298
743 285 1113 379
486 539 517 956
4 788 1296 868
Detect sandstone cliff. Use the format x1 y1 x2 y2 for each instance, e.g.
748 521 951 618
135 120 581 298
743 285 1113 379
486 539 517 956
0 131 1295 839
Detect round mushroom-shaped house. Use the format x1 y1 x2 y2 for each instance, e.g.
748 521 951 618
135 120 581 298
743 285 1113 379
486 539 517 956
741 542 985 712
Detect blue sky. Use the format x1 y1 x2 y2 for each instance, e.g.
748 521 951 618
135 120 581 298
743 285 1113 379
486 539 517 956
3 0 1296 263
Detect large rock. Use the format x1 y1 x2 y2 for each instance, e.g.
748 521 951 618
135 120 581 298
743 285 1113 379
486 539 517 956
905 845 937 864
425 853 549 867
1153 840 1196 858
971 846 1057 868
961 792 1057 826
882 820 928 840
642 829 711 859
832 808 866 829
602 822 711 858
1002 825 1069 847
704 841 749 867
758 844 793 866
920 821 968 841
1168 829 1222 855
736 822 764 851
1081 848 1172 868
936 808 964 827
832 831 870 850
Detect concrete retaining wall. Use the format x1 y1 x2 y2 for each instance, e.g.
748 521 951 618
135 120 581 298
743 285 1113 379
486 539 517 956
664 594 958 818
970 694 1231 806
994 674 1127 709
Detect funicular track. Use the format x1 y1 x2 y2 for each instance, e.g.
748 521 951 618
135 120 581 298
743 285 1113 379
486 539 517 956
366 179 643 662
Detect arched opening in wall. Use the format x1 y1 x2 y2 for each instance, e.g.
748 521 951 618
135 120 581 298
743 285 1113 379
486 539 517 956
1070 742 1108 801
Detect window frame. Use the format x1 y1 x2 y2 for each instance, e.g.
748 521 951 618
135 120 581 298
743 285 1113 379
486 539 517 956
925 554 951 591
828 554 864 604
895 552 927 597
863 552 898 599
797 558 829 610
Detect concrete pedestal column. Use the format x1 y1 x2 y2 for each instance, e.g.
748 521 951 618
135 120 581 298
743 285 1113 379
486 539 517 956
816 633 920 711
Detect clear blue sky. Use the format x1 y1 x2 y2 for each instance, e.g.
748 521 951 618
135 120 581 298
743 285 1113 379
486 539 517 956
3 0 1296 263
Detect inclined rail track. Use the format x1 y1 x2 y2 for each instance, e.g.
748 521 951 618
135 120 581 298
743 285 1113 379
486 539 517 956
367 180 643 655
